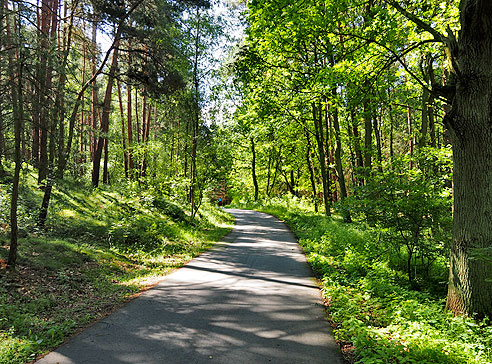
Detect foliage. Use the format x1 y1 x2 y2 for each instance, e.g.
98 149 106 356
235 198 492 364
343 148 452 285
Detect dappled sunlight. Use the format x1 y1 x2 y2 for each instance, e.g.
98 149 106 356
35 210 342 364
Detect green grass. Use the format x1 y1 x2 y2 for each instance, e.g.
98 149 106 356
232 197 492 364
0 169 234 364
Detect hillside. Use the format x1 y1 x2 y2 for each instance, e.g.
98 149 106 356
0 168 233 364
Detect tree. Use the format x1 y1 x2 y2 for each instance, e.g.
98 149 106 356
6 2 25 268
437 0 492 318
379 0 492 319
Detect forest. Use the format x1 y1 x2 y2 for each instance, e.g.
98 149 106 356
0 0 491 363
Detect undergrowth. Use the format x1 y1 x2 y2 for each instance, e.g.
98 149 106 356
0 169 234 364
232 196 492 364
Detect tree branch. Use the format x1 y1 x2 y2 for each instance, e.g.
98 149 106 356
385 0 448 43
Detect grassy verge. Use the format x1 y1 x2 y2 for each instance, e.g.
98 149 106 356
232 197 492 364
0 171 234 364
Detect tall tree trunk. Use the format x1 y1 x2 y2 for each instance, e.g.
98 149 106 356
351 109 364 186
388 103 395 158
190 5 201 216
135 89 140 143
266 146 273 195
419 85 430 149
429 101 436 148
332 100 351 222
324 101 333 203
305 129 319 213
92 39 119 187
313 102 331 216
373 116 383 172
127 83 134 177
117 80 128 178
363 100 372 174
90 19 98 161
37 0 53 185
8 72 22 267
251 137 259 201
6 5 23 268
80 38 87 175
407 103 414 168
103 138 109 184
0 54 4 169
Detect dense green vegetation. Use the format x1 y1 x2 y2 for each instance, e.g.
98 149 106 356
225 0 492 319
233 198 492 364
0 165 233 364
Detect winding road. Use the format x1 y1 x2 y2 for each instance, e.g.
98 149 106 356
36 209 343 364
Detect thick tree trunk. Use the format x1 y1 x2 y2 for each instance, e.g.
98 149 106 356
447 138 492 317
445 0 492 318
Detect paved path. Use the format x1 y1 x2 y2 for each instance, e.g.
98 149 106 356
36 209 343 364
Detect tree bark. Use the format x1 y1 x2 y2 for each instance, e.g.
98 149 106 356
332 100 351 222
363 100 372 173
127 83 134 176
90 18 98 161
444 0 492 318
117 80 129 178
419 84 430 149
92 39 120 187
305 128 319 213
6 6 23 268
313 102 331 216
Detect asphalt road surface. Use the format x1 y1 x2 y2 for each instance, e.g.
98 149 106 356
36 209 343 364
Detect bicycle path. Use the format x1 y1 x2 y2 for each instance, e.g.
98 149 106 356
36 209 343 364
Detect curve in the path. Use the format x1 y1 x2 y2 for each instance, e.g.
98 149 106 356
36 209 343 364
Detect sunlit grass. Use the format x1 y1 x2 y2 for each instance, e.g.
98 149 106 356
0 174 234 364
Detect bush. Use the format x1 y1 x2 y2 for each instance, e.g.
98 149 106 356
344 149 452 286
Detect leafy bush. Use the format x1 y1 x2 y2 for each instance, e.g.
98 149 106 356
344 149 452 286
